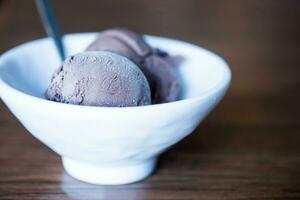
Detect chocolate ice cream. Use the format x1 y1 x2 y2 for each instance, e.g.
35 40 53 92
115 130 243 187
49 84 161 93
45 51 151 107
87 28 182 103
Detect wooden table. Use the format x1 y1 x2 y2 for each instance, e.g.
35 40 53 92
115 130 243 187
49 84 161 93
0 0 299 199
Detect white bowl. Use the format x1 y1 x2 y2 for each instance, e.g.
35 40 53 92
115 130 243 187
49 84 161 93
0 33 231 185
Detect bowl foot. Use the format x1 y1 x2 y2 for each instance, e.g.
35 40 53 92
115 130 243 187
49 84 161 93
62 157 157 185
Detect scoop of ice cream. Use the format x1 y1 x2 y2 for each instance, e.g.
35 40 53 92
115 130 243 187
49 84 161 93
142 54 181 103
87 28 151 65
45 51 151 107
86 28 182 104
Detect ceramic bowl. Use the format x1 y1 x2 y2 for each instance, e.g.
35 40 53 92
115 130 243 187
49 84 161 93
0 33 231 185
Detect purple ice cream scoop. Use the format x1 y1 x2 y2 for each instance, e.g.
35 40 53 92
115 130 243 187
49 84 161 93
87 28 151 65
45 51 151 107
86 28 182 104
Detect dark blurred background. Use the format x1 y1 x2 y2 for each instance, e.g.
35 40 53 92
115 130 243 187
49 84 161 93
0 0 300 199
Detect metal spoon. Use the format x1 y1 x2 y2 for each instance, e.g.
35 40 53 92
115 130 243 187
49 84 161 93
35 0 65 61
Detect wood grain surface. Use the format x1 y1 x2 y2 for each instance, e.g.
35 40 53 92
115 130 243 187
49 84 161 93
0 0 300 199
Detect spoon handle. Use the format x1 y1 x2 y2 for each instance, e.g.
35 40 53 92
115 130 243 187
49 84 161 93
35 0 65 61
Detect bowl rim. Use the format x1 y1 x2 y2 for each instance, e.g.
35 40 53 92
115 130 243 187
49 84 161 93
0 33 231 111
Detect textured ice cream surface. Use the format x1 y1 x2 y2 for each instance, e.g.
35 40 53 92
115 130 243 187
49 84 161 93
45 51 151 107
87 28 182 104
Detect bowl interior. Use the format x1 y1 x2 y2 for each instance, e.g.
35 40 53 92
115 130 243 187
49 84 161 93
0 33 229 102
